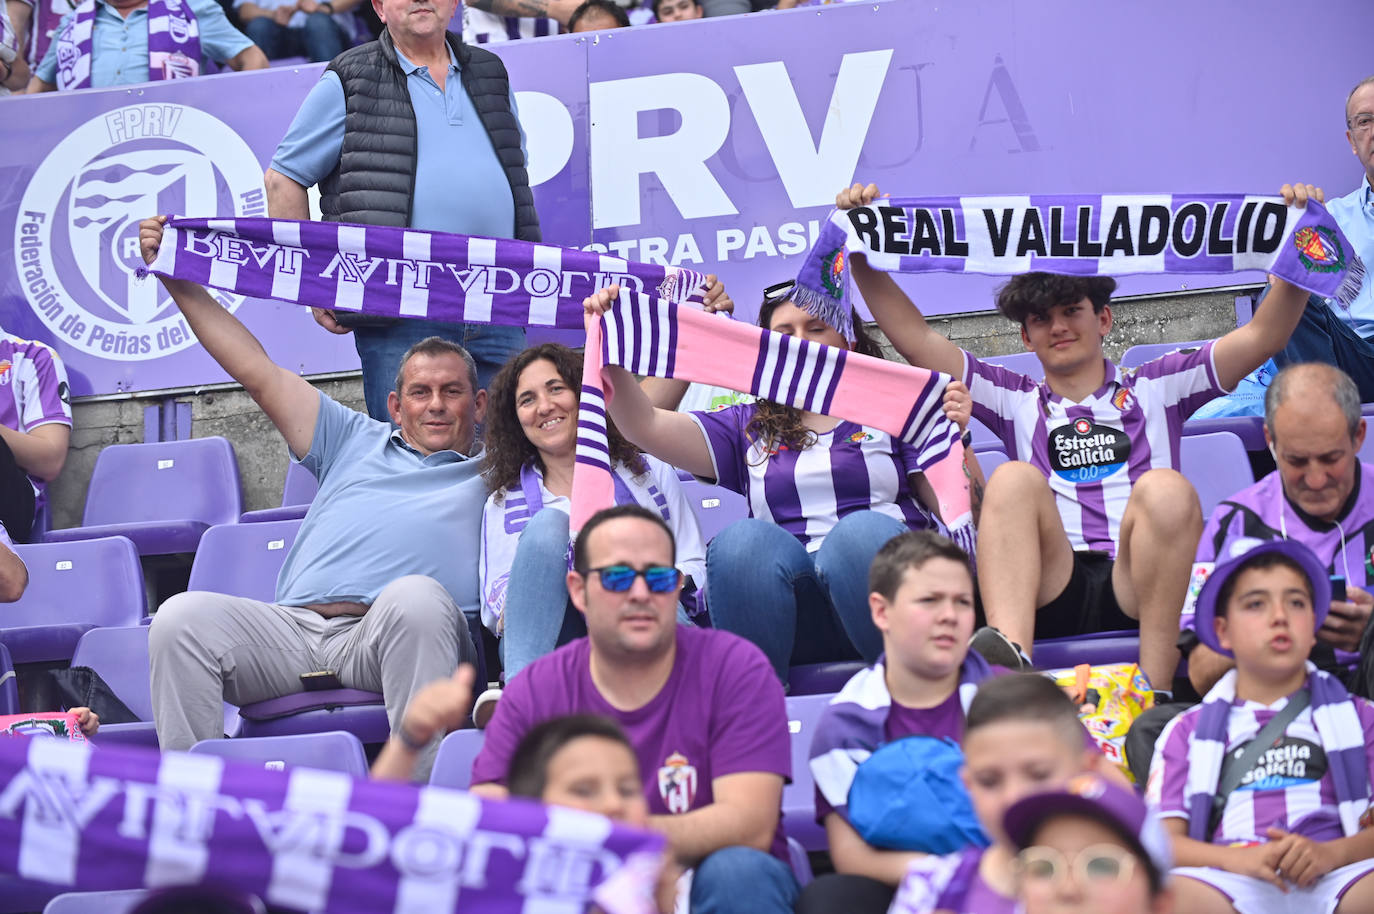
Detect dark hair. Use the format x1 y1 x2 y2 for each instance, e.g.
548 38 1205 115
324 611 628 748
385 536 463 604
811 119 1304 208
568 0 630 29
572 503 676 573
482 343 644 494
652 0 699 16
745 289 885 455
993 273 1116 326
1214 552 1313 619
965 673 1084 747
508 714 638 798
868 530 973 600
393 335 478 395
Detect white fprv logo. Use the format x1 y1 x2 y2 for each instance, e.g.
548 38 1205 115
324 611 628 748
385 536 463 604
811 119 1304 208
15 104 264 360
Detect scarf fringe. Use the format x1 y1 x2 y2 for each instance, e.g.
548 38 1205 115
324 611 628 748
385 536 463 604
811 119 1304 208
788 283 855 344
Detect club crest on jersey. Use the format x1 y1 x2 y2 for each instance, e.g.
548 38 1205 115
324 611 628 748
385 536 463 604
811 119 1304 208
657 752 697 814
1112 388 1134 411
846 430 875 444
1050 420 1130 484
0 361 10 386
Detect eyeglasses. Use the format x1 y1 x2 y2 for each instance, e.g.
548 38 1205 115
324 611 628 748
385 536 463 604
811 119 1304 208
1017 844 1138 887
762 280 796 306
1349 113 1374 134
587 564 681 593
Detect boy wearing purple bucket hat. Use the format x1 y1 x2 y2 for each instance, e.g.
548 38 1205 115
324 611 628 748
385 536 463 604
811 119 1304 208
1003 772 1175 914
1148 537 1374 913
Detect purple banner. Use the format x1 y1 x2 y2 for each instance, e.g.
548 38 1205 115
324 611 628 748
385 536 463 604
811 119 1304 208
1 0 1369 396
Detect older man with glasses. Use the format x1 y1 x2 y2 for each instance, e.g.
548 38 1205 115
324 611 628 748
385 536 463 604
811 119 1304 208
1264 75 1374 400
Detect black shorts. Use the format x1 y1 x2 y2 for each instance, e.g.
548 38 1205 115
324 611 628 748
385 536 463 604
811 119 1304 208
1033 550 1139 640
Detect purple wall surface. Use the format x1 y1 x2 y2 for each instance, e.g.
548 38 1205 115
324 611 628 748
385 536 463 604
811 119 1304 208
2 0 1370 396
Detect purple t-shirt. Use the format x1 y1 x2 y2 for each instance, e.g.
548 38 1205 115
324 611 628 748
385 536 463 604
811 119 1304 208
890 846 1016 914
471 626 791 859
965 345 1224 557
0 334 72 510
688 403 938 553
813 690 966 822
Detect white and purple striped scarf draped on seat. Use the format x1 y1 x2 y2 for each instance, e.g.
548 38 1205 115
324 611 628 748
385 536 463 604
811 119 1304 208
141 216 706 327
54 0 201 90
808 653 992 822
569 290 973 550
1184 664 1370 842
792 195 1366 342
0 736 663 914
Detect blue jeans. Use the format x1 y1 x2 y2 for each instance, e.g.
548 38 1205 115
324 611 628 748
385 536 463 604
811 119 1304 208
704 512 906 682
690 846 799 914
353 319 526 424
500 508 693 679
1269 287 1374 402
243 12 349 63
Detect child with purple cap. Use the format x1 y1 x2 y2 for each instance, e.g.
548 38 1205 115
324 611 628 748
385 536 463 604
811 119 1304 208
1148 537 1374 913
1003 772 1175 914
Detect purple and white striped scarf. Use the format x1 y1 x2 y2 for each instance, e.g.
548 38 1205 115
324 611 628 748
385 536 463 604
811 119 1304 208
54 0 201 91
140 217 706 327
794 195 1367 342
0 0 17 61
1184 663 1369 842
0 736 664 914
570 290 973 551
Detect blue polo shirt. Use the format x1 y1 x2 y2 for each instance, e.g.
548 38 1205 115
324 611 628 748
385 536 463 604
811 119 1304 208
275 393 486 613
1325 178 1374 338
269 43 518 237
35 0 253 87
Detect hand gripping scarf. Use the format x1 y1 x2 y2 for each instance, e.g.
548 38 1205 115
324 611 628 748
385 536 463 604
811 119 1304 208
0 736 664 914
792 195 1366 343
1183 663 1370 842
54 0 201 91
569 289 973 551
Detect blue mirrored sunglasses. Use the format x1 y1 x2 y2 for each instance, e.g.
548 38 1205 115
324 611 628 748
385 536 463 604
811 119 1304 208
589 564 681 593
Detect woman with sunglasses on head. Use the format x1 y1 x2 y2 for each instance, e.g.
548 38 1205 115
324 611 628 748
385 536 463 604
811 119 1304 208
477 342 708 704
583 281 979 683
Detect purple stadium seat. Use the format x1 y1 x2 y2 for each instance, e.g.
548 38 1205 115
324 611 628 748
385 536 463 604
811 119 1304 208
1183 415 1265 451
187 519 303 602
973 446 1009 478
239 461 319 524
189 730 370 777
678 477 749 544
981 351 1044 382
45 887 267 914
1032 631 1140 671
44 890 150 914
782 693 830 853
0 643 16 715
787 837 814 886
787 661 864 696
69 625 158 747
968 417 999 449
1119 340 1208 370
1 536 146 664
1180 431 1253 518
430 727 486 789
0 878 63 914
235 690 394 743
1360 431 1374 466
42 437 243 556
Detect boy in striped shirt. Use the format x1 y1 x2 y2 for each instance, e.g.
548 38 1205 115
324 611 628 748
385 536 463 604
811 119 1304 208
1148 537 1374 914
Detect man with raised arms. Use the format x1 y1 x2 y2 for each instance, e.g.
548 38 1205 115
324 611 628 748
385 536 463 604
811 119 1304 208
837 182 1320 696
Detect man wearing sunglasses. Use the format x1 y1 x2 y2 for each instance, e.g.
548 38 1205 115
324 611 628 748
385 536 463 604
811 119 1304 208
470 504 799 914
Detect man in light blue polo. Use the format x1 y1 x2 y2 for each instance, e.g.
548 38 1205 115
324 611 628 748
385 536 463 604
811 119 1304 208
139 215 482 778
263 0 538 423
1269 75 1374 400
26 0 266 92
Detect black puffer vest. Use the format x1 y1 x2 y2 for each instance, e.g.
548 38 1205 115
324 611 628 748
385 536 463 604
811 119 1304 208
320 29 540 242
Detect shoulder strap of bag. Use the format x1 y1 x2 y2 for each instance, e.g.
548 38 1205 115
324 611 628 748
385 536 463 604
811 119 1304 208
1208 688 1309 837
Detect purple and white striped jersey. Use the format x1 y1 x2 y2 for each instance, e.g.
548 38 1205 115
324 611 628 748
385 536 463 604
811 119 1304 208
0 334 72 508
1149 694 1374 844
688 403 939 553
965 343 1223 557
459 6 558 44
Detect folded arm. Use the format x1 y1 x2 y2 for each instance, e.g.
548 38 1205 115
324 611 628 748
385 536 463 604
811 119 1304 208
649 771 783 866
